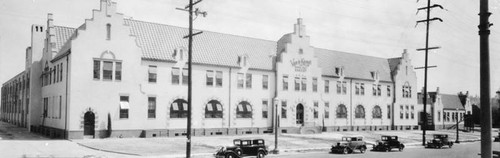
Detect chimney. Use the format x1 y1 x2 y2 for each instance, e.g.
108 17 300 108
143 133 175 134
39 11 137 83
46 13 57 59
294 18 306 37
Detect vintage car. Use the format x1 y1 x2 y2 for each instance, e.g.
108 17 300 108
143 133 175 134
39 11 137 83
331 136 367 154
426 134 454 149
372 135 405 152
214 139 268 158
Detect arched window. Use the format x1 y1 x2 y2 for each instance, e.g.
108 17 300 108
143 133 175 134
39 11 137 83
372 105 382 119
205 100 223 118
236 101 252 118
336 104 347 118
355 105 365 118
170 99 188 118
106 23 111 40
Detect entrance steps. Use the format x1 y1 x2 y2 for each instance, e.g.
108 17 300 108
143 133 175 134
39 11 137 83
299 126 322 134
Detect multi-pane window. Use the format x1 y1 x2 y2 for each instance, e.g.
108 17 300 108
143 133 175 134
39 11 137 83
360 83 365 95
106 23 111 40
324 102 330 118
387 105 391 119
215 71 222 87
312 78 318 92
283 75 289 91
237 73 244 88
115 62 121 81
119 96 129 119
246 74 252 88
182 68 188 85
148 65 157 83
336 104 347 118
400 105 404 119
341 81 347 94
43 97 48 118
336 81 341 94
377 85 382 96
301 77 307 91
387 85 391 97
281 101 287 118
324 80 329 93
93 60 100 79
372 84 381 96
148 97 156 118
205 100 223 118
313 101 319 118
410 105 414 119
206 70 214 86
103 61 113 80
355 83 360 95
372 105 382 119
172 67 180 85
236 101 252 118
402 84 412 98
170 99 188 118
405 105 409 119
59 63 63 81
437 111 441 122
49 68 52 85
262 100 268 118
56 65 59 83
295 77 300 91
262 75 268 89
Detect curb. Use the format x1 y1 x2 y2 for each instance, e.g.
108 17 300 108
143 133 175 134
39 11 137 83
74 142 141 156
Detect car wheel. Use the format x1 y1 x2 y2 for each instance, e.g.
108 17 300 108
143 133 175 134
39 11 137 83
342 148 348 154
449 143 453 148
257 151 266 158
360 146 366 153
399 146 404 152
225 153 237 158
385 147 390 152
235 149 242 156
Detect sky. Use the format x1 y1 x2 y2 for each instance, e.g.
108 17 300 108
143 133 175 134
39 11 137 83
0 0 500 98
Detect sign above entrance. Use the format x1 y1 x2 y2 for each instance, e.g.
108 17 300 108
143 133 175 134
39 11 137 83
290 58 311 72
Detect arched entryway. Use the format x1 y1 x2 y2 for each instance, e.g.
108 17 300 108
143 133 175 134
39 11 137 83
84 111 95 137
296 104 304 126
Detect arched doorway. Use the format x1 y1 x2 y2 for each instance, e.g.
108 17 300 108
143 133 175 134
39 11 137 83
296 104 304 126
84 111 95 137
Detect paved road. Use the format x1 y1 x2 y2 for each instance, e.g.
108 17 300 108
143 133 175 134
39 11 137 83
272 141 500 158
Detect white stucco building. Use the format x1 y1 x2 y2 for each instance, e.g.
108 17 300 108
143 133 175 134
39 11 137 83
1 0 421 139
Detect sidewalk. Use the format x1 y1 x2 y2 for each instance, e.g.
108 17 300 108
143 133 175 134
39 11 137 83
73 129 484 157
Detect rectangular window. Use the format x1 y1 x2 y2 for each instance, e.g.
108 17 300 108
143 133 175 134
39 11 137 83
324 102 330 119
411 105 414 119
115 62 121 81
60 63 63 81
324 80 329 93
49 68 52 85
355 83 360 95
182 68 188 85
262 100 268 118
342 81 347 94
336 81 341 94
120 96 129 119
360 83 365 95
283 75 289 91
387 85 391 97
312 78 318 92
262 75 268 90
314 101 318 118
148 97 156 118
438 111 441 122
148 66 157 83
59 96 62 119
206 70 214 86
43 98 48 118
171 67 180 85
377 85 382 96
372 84 377 96
281 101 287 118
103 61 113 80
301 78 307 91
237 73 244 88
295 77 300 91
215 71 223 87
405 105 409 119
387 105 391 119
400 105 403 119
246 73 252 88
56 65 59 83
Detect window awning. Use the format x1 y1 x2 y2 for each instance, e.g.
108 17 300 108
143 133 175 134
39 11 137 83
120 101 130 109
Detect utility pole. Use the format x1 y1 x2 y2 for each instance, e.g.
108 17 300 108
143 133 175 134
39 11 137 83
415 0 443 146
478 0 492 157
176 1 206 157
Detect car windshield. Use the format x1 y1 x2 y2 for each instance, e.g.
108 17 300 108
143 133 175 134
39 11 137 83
342 137 350 141
381 137 388 141
233 140 241 145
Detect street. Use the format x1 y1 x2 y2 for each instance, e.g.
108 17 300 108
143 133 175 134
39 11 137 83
272 142 500 158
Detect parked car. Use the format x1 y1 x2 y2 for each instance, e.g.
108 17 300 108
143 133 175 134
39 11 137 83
372 135 405 152
214 139 268 158
331 136 367 154
426 134 453 149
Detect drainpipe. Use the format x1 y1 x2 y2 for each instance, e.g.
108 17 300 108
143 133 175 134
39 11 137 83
349 79 353 130
228 67 231 129
64 53 69 139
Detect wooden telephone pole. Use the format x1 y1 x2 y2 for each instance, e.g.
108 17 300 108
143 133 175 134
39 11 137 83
478 0 492 157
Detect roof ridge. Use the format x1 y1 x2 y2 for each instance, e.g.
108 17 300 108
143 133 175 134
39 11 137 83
124 18 277 43
54 25 76 29
314 47 395 60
